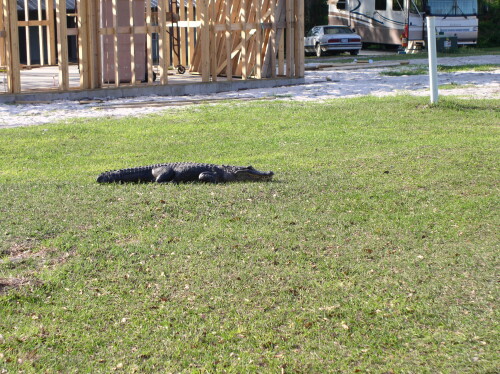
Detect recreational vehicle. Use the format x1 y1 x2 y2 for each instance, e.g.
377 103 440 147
328 0 479 47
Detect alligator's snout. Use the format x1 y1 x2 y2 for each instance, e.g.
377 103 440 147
97 172 117 183
235 167 274 181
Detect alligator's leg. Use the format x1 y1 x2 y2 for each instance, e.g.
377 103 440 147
199 171 220 183
152 166 175 183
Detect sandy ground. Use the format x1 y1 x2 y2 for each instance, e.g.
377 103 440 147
0 54 498 129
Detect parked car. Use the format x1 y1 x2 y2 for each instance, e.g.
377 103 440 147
304 26 362 57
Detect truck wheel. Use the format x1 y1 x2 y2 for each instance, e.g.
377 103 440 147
350 50 360 56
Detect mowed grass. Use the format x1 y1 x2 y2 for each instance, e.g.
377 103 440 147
380 64 500 76
0 96 499 373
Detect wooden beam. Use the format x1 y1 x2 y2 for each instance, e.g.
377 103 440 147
47 0 56 65
269 0 276 77
4 0 21 93
285 0 293 77
129 0 136 85
209 0 217 81
254 0 262 79
112 0 119 86
187 0 195 68
37 0 45 65
199 0 210 82
240 0 247 79
89 0 100 88
24 0 31 66
225 0 232 80
179 0 186 67
146 0 153 84
77 0 89 88
56 0 69 90
294 0 303 77
158 0 169 84
0 0 6 67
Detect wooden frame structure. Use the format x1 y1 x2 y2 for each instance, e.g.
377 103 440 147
0 0 304 95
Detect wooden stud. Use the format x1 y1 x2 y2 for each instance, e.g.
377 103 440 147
24 0 31 66
278 28 284 75
240 0 246 79
158 0 169 84
269 0 276 77
254 0 262 79
112 0 119 86
4 0 21 92
200 0 210 82
187 0 194 68
37 0 45 65
179 0 186 67
55 0 69 90
294 0 303 77
285 0 293 77
0 0 5 66
77 0 89 88
129 0 136 85
225 0 232 80
172 0 179 67
146 0 153 83
47 0 56 65
89 0 100 88
209 0 217 81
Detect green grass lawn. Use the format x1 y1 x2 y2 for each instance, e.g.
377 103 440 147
381 64 500 77
0 96 499 373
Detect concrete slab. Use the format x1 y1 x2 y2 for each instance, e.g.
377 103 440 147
0 65 304 103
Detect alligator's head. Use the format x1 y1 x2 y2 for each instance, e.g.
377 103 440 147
96 171 119 183
231 165 274 182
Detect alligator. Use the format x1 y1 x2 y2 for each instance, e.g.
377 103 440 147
97 162 274 184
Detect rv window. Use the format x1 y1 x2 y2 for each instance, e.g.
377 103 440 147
426 0 478 16
375 0 386 10
393 0 404 11
337 0 347 10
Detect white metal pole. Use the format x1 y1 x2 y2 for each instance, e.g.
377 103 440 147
427 16 438 104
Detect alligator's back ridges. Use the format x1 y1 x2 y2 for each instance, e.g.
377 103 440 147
97 162 274 184
101 162 210 174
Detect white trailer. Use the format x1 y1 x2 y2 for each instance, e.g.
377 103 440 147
328 0 478 47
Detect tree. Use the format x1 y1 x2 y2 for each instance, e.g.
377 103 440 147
304 0 329 33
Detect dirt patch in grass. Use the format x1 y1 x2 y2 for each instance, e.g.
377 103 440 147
0 277 42 294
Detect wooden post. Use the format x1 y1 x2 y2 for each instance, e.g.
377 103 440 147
146 0 153 83
24 0 31 66
3 0 21 93
129 0 136 84
158 0 169 84
188 0 194 67
294 0 303 77
285 0 293 76
89 0 100 88
77 0 88 88
37 0 45 65
278 25 284 75
269 0 276 77
0 0 6 67
56 0 69 90
179 0 186 67
209 0 217 81
240 0 247 79
254 0 262 79
199 0 210 82
47 0 56 65
111 0 119 86
225 0 232 80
